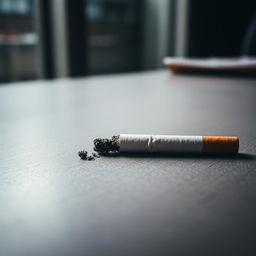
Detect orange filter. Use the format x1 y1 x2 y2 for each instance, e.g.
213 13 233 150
203 136 239 153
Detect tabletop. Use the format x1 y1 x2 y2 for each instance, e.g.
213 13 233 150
1 70 256 256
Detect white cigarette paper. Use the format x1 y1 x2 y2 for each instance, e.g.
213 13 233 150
119 134 203 153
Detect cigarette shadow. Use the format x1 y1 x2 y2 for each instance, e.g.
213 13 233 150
100 152 256 160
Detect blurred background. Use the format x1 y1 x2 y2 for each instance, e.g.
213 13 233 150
0 0 255 83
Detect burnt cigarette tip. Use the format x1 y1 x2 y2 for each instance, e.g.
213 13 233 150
93 136 119 154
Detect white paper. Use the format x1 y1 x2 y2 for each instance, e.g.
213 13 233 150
119 134 203 153
163 57 256 70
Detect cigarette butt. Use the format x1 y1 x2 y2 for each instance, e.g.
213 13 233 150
203 136 239 153
119 135 239 154
93 135 240 154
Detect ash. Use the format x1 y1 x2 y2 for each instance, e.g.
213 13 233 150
78 150 100 161
78 136 119 161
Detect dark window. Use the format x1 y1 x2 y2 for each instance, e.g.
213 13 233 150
0 0 39 83
85 0 143 74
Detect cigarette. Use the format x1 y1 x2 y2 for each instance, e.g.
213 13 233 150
93 134 239 154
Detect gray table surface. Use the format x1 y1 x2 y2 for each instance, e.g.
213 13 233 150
1 70 256 256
